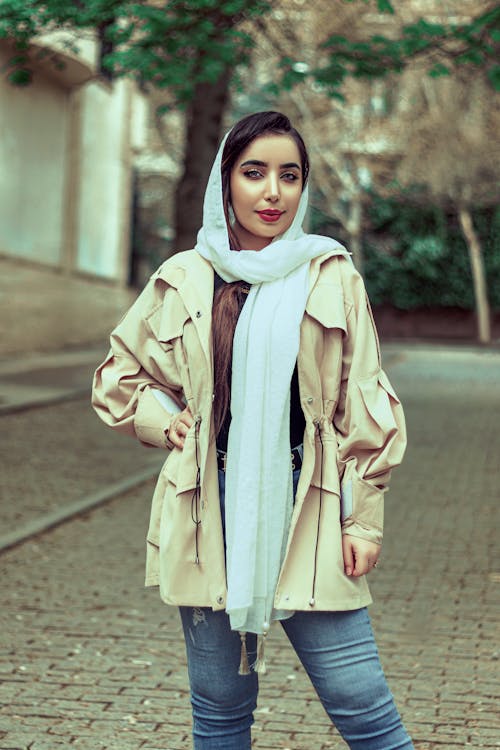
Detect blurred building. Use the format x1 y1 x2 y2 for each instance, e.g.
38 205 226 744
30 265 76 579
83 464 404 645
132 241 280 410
0 32 147 285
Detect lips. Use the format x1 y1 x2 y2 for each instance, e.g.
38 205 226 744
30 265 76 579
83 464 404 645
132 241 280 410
257 210 284 223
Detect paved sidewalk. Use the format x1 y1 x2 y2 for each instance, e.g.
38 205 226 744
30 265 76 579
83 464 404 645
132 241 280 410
0 349 107 414
1 348 499 749
0 393 165 550
0 257 136 359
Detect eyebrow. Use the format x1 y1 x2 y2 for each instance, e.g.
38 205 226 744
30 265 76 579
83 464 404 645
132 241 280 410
240 159 301 170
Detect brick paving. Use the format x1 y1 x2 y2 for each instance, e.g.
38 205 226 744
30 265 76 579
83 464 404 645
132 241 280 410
0 399 164 539
0 346 499 749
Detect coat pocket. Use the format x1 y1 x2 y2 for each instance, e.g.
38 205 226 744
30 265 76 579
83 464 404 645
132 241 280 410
146 442 200 553
163 429 200 495
145 439 198 549
305 282 348 333
149 291 191 346
357 369 400 437
147 291 192 395
146 467 169 547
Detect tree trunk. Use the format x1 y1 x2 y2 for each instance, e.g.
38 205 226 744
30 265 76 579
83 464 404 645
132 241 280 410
347 194 363 275
174 70 232 252
458 205 491 344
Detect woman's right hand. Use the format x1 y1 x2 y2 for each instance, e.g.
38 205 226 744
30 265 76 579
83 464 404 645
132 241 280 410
167 407 194 449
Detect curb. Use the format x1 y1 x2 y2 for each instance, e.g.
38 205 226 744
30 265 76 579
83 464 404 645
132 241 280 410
0 460 164 554
0 387 90 416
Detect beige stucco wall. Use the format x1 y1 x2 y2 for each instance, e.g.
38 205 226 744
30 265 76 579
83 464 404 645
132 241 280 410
0 47 69 266
75 79 133 282
0 39 143 285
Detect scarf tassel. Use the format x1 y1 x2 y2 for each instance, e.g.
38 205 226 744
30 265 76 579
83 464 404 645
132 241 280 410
253 633 267 674
238 632 251 675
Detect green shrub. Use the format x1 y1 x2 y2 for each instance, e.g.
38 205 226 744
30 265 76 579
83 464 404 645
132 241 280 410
362 194 500 310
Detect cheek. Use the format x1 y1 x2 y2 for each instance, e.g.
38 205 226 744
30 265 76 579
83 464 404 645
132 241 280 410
284 191 302 224
230 177 255 211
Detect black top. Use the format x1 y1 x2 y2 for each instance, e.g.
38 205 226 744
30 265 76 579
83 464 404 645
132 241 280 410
213 272 305 451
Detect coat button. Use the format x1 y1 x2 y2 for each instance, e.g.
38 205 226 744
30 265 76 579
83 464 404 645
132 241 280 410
307 397 313 404
196 310 202 318
216 595 224 605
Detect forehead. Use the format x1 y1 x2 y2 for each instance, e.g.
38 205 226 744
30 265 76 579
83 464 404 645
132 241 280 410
236 134 301 165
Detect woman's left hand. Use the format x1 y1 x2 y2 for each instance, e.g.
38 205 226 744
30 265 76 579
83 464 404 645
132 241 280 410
342 535 381 577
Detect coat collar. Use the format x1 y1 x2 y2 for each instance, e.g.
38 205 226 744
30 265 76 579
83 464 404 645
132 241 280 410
157 250 213 303
155 247 349 361
157 247 347 295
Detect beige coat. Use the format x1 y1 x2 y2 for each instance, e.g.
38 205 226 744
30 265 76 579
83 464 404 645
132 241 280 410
92 249 406 613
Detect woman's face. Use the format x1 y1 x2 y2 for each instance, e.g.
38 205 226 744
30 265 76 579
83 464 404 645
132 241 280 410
230 134 303 251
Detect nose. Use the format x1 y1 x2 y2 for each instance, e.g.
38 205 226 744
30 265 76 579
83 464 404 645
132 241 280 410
264 173 280 202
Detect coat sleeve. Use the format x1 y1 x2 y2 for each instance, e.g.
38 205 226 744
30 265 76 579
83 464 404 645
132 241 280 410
92 275 185 450
333 263 407 545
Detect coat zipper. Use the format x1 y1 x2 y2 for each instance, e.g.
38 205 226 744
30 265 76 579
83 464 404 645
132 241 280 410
310 417 324 607
190 415 202 564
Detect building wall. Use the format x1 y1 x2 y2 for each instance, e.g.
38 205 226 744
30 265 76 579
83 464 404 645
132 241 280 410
75 79 132 282
0 47 69 266
0 41 141 285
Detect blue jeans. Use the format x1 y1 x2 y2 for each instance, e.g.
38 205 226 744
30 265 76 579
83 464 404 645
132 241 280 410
178 470 414 750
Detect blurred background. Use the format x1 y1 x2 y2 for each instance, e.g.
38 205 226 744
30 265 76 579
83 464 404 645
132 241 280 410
1 0 499 352
0 2 499 749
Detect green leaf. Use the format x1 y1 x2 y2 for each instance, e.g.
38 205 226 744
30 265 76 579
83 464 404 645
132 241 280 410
487 64 500 91
8 67 32 85
377 0 395 14
329 89 345 102
456 49 485 66
261 81 280 98
6 53 28 67
156 103 171 116
428 62 451 78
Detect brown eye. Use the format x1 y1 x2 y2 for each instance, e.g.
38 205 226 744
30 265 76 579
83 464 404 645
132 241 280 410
243 169 263 179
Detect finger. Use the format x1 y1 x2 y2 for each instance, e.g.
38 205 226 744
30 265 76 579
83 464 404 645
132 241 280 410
169 420 185 448
342 536 354 577
170 429 183 449
181 408 194 428
352 549 370 577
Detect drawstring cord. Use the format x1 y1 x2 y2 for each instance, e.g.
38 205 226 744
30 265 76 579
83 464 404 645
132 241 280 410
311 418 324 607
190 416 202 565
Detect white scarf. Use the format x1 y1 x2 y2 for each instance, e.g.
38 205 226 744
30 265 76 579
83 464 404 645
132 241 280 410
195 131 348 637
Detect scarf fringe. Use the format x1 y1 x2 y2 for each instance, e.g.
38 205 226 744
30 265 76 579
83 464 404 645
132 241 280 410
253 633 267 674
238 632 251 675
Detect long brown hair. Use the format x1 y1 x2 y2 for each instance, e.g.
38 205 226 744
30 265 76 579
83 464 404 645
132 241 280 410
212 112 309 437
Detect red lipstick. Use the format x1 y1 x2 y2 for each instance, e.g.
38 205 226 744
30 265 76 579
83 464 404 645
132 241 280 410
257 210 284 223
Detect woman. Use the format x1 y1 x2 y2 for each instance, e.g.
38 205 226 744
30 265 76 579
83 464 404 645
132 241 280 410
92 111 413 749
